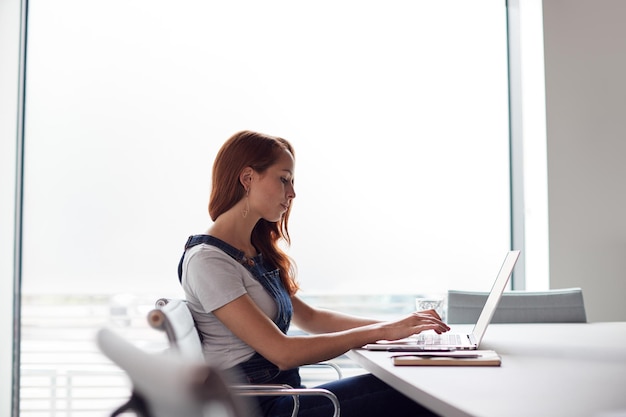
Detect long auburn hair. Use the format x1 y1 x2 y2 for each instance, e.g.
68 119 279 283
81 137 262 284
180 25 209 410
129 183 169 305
209 130 299 295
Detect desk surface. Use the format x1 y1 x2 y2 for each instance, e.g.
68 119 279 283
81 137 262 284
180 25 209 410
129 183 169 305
347 322 626 417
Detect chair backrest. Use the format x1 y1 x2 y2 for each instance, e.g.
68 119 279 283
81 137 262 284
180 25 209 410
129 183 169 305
96 327 242 417
148 299 205 362
447 287 587 324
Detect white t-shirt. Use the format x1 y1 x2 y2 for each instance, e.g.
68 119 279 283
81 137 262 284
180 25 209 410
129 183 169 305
180 244 278 369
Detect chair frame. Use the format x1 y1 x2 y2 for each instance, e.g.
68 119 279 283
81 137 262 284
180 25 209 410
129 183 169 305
148 298 340 417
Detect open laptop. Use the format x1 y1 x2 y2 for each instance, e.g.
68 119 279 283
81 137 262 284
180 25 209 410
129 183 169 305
365 250 521 351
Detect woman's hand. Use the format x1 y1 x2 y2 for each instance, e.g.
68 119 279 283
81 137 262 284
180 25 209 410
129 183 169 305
375 310 450 342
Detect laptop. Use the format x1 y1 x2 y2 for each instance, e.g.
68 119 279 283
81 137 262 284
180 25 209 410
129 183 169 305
365 250 521 351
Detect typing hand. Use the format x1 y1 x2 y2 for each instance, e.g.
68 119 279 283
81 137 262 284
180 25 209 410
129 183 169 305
380 311 450 342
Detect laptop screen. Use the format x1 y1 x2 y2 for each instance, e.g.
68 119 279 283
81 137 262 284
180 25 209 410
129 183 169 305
471 250 521 342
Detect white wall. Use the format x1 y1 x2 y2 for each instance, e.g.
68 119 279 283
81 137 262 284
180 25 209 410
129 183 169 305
543 0 626 321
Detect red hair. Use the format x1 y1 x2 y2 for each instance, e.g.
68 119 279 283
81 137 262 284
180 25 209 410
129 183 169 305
209 130 299 295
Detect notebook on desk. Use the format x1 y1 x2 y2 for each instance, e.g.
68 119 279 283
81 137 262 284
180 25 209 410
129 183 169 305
365 250 521 351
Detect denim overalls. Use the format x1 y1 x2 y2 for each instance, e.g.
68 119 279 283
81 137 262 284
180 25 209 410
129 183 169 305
178 235 302 391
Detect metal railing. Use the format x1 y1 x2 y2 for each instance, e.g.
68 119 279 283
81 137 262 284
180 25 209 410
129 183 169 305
21 369 129 417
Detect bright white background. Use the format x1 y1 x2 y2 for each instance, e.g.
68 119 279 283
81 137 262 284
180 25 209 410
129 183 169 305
22 0 511 298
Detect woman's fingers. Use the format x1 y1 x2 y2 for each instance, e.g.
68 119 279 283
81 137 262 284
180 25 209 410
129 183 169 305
416 308 442 320
411 311 450 332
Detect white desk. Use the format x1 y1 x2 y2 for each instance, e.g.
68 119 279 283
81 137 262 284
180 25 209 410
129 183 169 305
347 322 626 417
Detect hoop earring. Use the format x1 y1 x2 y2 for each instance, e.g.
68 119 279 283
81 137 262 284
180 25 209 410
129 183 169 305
242 188 250 218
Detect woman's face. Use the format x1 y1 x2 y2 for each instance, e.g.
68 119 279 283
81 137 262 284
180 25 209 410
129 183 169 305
250 149 296 222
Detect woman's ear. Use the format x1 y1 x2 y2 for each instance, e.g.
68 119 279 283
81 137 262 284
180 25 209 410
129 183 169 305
239 167 254 191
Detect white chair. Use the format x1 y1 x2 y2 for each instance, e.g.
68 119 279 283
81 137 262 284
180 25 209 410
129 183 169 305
148 298 340 417
96 327 246 417
447 287 587 324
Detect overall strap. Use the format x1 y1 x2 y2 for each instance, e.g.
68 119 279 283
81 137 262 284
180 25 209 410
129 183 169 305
177 235 218 283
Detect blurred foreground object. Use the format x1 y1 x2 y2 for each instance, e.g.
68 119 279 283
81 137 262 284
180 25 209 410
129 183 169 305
96 327 248 417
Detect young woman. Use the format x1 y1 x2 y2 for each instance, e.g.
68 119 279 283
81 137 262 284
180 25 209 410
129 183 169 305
178 130 450 417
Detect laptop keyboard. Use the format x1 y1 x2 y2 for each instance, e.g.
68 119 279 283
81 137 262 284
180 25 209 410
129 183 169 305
416 332 463 345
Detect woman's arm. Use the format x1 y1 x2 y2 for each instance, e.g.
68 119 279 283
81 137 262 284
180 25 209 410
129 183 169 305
290 295 380 333
213 294 449 371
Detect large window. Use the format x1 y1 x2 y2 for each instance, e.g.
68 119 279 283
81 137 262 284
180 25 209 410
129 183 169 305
15 0 511 415
23 0 510 296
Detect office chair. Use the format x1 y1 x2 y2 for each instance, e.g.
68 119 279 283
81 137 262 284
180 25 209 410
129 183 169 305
447 287 587 324
96 327 245 417
148 298 340 417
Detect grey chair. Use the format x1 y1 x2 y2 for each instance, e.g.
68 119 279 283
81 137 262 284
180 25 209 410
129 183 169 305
148 298 340 417
447 287 587 324
96 327 245 417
